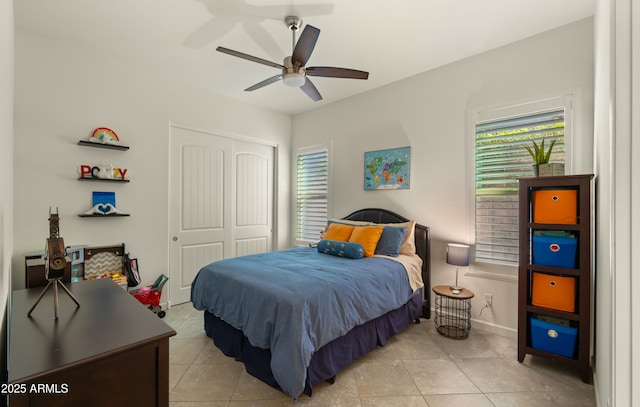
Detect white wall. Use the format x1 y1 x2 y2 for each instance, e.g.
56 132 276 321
593 0 613 403
292 18 594 336
0 0 14 389
593 0 640 405
12 29 292 294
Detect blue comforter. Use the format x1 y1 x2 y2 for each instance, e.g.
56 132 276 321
191 247 413 399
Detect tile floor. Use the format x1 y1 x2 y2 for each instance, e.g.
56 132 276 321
165 303 596 406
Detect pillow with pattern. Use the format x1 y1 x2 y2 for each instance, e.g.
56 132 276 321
317 239 365 259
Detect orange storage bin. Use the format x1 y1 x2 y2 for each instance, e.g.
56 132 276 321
531 272 576 312
533 189 577 224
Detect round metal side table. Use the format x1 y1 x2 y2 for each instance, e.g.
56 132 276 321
433 285 474 339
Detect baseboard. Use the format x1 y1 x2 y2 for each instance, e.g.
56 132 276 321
470 318 517 339
429 306 517 339
423 307 518 340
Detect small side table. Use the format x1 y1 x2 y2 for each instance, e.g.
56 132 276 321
433 285 474 339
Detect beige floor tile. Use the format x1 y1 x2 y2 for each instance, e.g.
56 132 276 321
167 302 596 406
351 359 420 397
453 356 571 393
403 358 480 395
170 363 190 392
230 370 291 401
170 337 209 365
171 315 207 339
521 355 594 392
360 395 428 407
193 340 240 365
170 363 243 402
423 393 494 407
382 323 449 360
299 369 360 405
486 390 597 407
426 324 510 359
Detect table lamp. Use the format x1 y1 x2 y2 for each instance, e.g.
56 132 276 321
446 243 470 295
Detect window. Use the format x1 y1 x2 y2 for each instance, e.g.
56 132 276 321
296 147 329 243
473 96 571 270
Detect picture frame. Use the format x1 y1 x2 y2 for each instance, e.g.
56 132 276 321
364 147 411 190
127 257 140 285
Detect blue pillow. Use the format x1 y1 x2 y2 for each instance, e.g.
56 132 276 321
317 240 364 259
374 227 407 257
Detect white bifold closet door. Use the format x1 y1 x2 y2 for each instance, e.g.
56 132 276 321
168 124 274 305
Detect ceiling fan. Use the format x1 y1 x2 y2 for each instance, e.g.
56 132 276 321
216 16 369 101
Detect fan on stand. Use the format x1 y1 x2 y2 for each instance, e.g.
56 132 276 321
216 16 369 101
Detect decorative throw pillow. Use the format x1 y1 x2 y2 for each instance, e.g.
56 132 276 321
375 226 407 257
322 223 355 241
317 240 364 259
372 221 416 255
398 221 416 255
349 225 384 257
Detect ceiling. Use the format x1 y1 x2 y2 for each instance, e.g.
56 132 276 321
15 0 595 116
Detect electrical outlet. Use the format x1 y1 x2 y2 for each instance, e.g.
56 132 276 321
484 293 493 307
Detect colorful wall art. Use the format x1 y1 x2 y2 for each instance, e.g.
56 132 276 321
364 147 411 190
88 127 121 145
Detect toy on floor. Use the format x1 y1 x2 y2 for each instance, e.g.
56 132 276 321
130 274 169 318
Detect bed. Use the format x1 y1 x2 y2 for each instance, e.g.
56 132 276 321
191 208 431 400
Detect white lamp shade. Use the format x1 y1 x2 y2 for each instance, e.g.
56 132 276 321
446 243 470 267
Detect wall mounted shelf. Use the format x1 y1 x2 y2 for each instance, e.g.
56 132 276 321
78 214 130 218
78 177 130 183
78 136 130 218
78 140 129 151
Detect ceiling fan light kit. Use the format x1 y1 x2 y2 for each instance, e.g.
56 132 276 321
283 71 306 87
216 15 369 101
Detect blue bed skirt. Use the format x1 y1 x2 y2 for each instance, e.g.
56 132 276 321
203 287 424 396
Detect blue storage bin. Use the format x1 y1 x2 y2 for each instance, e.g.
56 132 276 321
530 317 577 358
533 235 577 268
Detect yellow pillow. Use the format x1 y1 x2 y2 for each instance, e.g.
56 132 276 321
322 223 354 241
349 226 384 257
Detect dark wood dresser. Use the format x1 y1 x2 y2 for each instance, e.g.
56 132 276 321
8 279 176 406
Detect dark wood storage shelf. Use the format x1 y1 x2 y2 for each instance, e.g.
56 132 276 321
78 213 130 217
77 177 130 183
78 140 129 150
528 223 581 231
525 305 580 321
526 265 580 277
517 174 593 384
524 346 582 364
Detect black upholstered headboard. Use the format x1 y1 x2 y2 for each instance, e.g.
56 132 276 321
342 208 431 319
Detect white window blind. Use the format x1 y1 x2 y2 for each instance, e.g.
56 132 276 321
475 108 565 266
296 148 328 242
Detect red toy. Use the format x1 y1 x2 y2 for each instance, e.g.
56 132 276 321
131 274 169 318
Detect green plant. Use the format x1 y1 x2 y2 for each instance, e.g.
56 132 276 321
524 138 557 164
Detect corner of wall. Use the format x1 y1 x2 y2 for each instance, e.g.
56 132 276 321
0 0 14 393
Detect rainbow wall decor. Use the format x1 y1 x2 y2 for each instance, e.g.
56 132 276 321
89 127 120 145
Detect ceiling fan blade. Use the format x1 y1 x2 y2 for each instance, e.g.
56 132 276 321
292 25 320 67
216 46 284 69
306 66 369 80
245 74 282 91
300 78 322 101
